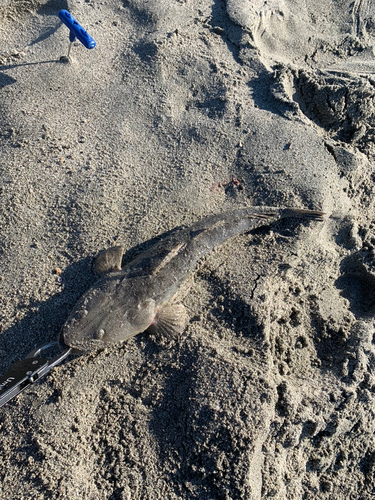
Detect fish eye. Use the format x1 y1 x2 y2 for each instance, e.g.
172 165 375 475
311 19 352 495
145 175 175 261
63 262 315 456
94 328 105 340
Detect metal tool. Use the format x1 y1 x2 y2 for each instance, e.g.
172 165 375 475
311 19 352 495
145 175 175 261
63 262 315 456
0 342 71 408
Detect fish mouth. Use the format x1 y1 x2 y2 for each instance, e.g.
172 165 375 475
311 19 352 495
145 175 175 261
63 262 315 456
62 336 105 353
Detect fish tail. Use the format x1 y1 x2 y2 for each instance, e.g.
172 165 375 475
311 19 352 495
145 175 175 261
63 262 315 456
279 208 326 221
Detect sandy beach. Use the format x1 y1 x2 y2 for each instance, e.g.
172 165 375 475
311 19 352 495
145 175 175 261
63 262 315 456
1 0 375 498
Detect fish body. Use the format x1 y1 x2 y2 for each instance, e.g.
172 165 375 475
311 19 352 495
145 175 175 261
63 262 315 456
62 207 324 351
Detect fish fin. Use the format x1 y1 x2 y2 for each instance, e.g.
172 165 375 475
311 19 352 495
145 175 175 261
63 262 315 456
93 245 125 274
280 208 326 221
148 304 188 338
151 243 186 276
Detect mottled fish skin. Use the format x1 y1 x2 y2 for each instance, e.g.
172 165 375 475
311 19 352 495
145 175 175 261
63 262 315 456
62 207 325 351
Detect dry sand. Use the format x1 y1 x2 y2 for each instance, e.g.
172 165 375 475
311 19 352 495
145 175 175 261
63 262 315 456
0 0 375 498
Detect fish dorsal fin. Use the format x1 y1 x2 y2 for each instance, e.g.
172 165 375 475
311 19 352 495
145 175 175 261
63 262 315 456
148 303 188 337
151 242 186 276
93 245 125 274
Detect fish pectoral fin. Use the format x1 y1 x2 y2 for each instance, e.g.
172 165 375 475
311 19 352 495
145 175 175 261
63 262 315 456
93 245 125 274
148 304 188 338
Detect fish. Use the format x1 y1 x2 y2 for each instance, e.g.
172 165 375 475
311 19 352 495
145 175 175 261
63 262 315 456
62 206 325 351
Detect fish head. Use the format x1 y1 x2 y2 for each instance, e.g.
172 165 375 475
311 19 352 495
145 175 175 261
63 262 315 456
61 278 156 352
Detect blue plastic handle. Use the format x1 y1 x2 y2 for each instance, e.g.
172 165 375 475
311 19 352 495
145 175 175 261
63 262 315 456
58 10 96 49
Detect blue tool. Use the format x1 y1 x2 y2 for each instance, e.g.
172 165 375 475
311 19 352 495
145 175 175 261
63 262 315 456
58 9 96 59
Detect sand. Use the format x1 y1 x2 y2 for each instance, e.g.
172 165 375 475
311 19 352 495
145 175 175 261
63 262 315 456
0 0 375 498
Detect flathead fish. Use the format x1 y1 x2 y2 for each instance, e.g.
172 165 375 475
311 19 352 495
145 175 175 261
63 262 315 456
62 207 324 351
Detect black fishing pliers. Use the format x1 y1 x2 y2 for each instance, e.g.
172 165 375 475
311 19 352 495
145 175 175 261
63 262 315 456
0 342 71 408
